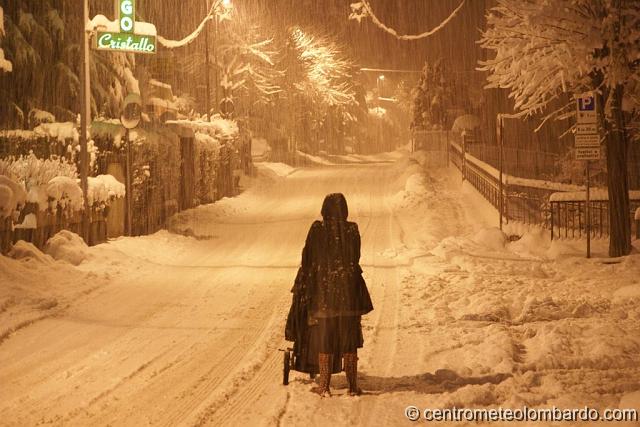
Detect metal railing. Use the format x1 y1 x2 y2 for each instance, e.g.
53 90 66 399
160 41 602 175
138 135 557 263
550 199 640 240
449 141 640 239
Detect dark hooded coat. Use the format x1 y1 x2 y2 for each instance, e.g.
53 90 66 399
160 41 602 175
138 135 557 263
285 194 373 374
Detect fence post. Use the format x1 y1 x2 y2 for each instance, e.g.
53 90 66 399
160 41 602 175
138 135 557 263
497 114 504 230
461 133 466 183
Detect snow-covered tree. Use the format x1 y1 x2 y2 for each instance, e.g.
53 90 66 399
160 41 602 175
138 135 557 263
0 6 12 73
289 27 355 109
0 1 138 128
411 60 449 130
479 0 640 257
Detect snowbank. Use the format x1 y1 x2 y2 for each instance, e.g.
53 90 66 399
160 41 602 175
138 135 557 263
8 240 55 264
44 230 91 266
256 162 296 178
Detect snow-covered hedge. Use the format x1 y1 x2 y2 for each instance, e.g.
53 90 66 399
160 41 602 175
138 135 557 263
0 153 125 216
0 122 99 173
167 116 240 141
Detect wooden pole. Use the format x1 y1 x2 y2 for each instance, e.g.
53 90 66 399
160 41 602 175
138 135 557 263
497 114 504 231
213 15 220 113
586 160 591 258
125 129 133 236
80 0 91 243
204 0 211 119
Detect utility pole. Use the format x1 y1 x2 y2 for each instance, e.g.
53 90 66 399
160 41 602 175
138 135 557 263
80 0 91 242
213 14 220 113
497 114 504 231
204 0 211 120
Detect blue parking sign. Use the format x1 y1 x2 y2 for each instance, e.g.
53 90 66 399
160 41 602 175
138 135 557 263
576 92 597 124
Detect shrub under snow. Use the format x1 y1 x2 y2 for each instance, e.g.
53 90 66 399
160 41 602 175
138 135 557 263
44 230 91 266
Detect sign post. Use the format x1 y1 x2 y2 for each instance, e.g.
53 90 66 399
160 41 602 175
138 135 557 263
94 1 157 55
80 0 91 243
77 1 156 243
575 92 600 258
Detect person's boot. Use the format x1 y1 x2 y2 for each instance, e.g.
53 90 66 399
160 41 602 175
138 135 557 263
314 353 332 397
344 353 362 396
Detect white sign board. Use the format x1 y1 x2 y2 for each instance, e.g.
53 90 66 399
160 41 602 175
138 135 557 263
576 92 597 124
576 147 600 161
576 124 597 135
575 133 600 148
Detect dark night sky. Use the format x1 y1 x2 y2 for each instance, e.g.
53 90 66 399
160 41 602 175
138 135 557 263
132 0 487 73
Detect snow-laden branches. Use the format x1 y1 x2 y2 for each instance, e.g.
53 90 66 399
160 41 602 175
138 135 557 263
479 0 640 123
219 36 283 100
349 0 466 41
291 28 355 107
157 0 232 49
0 6 12 72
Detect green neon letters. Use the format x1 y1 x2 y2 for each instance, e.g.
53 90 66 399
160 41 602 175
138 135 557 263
120 0 135 33
97 32 156 54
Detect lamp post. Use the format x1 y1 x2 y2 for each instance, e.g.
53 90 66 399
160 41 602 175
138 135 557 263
214 0 233 114
205 0 212 120
377 74 385 103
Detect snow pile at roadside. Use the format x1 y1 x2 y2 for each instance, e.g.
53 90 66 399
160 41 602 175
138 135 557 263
44 231 91 266
0 241 104 342
388 156 432 209
256 162 296 178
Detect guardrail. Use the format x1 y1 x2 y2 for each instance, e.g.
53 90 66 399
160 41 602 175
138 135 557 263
550 193 640 240
448 140 640 239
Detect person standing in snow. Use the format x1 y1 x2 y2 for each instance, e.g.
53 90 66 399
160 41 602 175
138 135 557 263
286 193 373 397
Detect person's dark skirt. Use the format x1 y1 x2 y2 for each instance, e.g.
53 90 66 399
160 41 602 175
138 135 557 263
309 315 363 354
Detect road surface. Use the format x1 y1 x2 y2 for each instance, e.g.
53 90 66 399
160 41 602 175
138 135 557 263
1 154 639 426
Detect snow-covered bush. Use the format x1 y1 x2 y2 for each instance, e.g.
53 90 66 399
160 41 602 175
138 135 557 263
28 109 55 129
0 153 80 211
195 132 221 204
87 175 125 208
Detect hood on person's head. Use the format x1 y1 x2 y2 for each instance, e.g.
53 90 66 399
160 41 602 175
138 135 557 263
321 193 349 221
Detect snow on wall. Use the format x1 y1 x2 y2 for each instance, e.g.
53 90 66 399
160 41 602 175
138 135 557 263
34 122 80 143
167 117 239 141
550 189 640 202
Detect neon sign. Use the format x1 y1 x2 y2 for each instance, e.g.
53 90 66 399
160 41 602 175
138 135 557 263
94 0 157 54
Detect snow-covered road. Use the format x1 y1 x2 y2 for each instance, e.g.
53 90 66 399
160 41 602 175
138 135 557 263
1 152 639 426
